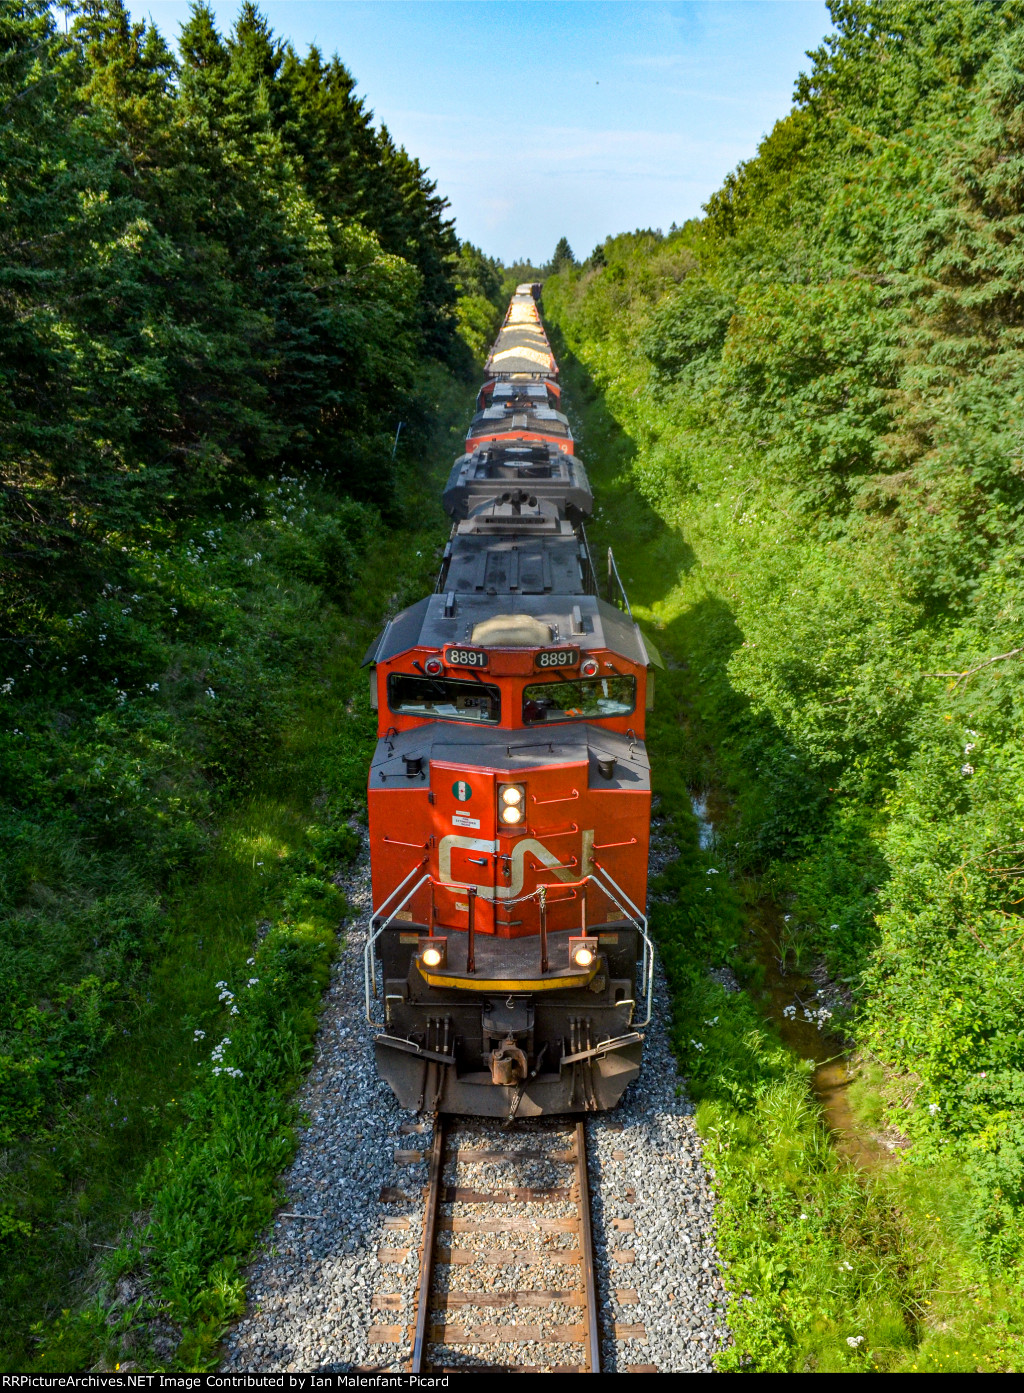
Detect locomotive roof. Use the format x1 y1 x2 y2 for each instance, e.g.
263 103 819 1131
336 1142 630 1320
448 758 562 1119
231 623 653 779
490 382 550 400
443 447 592 522
364 592 655 669
441 533 586 596
472 406 568 426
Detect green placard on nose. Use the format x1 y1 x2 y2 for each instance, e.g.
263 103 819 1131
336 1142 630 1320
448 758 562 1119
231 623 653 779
452 779 472 802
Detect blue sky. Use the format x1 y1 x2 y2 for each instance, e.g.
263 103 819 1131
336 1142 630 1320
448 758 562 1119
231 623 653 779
137 1 833 264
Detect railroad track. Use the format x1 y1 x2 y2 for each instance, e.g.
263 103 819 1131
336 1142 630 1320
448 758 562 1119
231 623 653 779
414 1117 599 1373
370 1116 623 1372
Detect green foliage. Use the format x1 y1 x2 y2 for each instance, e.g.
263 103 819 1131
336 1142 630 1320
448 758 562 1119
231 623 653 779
0 0 473 1367
548 236 576 274
0 0 459 638
0 369 467 1368
453 241 506 362
543 2 1024 1364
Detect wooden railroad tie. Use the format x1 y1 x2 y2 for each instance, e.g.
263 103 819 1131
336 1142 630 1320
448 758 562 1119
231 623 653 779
439 1215 576 1234
434 1290 584 1310
441 1184 572 1203
452 1147 576 1164
444 1246 581 1266
427 1323 587 1344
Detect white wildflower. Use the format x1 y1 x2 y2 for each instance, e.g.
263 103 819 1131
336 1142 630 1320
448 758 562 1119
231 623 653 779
847 1335 864 1348
928 1102 940 1116
193 1029 206 1041
961 764 974 776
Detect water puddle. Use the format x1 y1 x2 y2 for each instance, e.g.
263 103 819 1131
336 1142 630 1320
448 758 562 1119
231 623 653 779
693 792 884 1170
690 792 716 851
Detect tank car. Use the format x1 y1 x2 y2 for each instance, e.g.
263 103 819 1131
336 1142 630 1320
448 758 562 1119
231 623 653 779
363 292 658 1118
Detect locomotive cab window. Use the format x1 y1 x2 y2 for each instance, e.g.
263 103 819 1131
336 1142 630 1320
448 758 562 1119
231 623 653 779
388 672 500 723
522 675 636 723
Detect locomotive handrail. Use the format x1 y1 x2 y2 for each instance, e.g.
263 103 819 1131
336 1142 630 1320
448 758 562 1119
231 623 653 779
530 788 579 805
365 871 431 1025
589 863 654 1028
371 856 429 926
530 822 579 840
579 525 599 597
607 547 634 621
365 865 654 1028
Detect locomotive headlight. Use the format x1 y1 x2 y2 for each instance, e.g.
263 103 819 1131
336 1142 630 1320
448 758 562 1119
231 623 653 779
569 936 599 970
498 783 525 826
422 945 443 967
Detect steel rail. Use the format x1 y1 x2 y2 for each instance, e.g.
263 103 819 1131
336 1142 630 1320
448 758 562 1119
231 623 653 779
410 1116 446 1374
575 1120 601 1373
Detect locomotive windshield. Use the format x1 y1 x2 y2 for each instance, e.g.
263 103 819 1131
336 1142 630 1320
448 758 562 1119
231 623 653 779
387 673 500 723
522 675 636 723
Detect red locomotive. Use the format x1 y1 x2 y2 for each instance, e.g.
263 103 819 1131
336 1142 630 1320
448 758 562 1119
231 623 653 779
363 286 658 1117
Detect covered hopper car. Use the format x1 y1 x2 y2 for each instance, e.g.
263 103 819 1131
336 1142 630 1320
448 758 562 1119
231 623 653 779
363 288 658 1118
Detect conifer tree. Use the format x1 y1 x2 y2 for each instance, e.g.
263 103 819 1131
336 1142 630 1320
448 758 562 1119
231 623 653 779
549 237 576 273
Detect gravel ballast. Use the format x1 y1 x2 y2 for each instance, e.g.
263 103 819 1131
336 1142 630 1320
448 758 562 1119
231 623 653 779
221 837 731 1373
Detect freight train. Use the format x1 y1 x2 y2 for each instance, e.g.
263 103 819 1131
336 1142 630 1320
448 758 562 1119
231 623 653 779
362 285 659 1118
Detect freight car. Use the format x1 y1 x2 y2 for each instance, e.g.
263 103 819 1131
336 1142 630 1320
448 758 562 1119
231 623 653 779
363 289 658 1118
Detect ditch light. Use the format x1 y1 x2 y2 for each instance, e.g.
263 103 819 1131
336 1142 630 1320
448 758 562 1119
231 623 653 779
419 937 447 969
569 936 599 969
